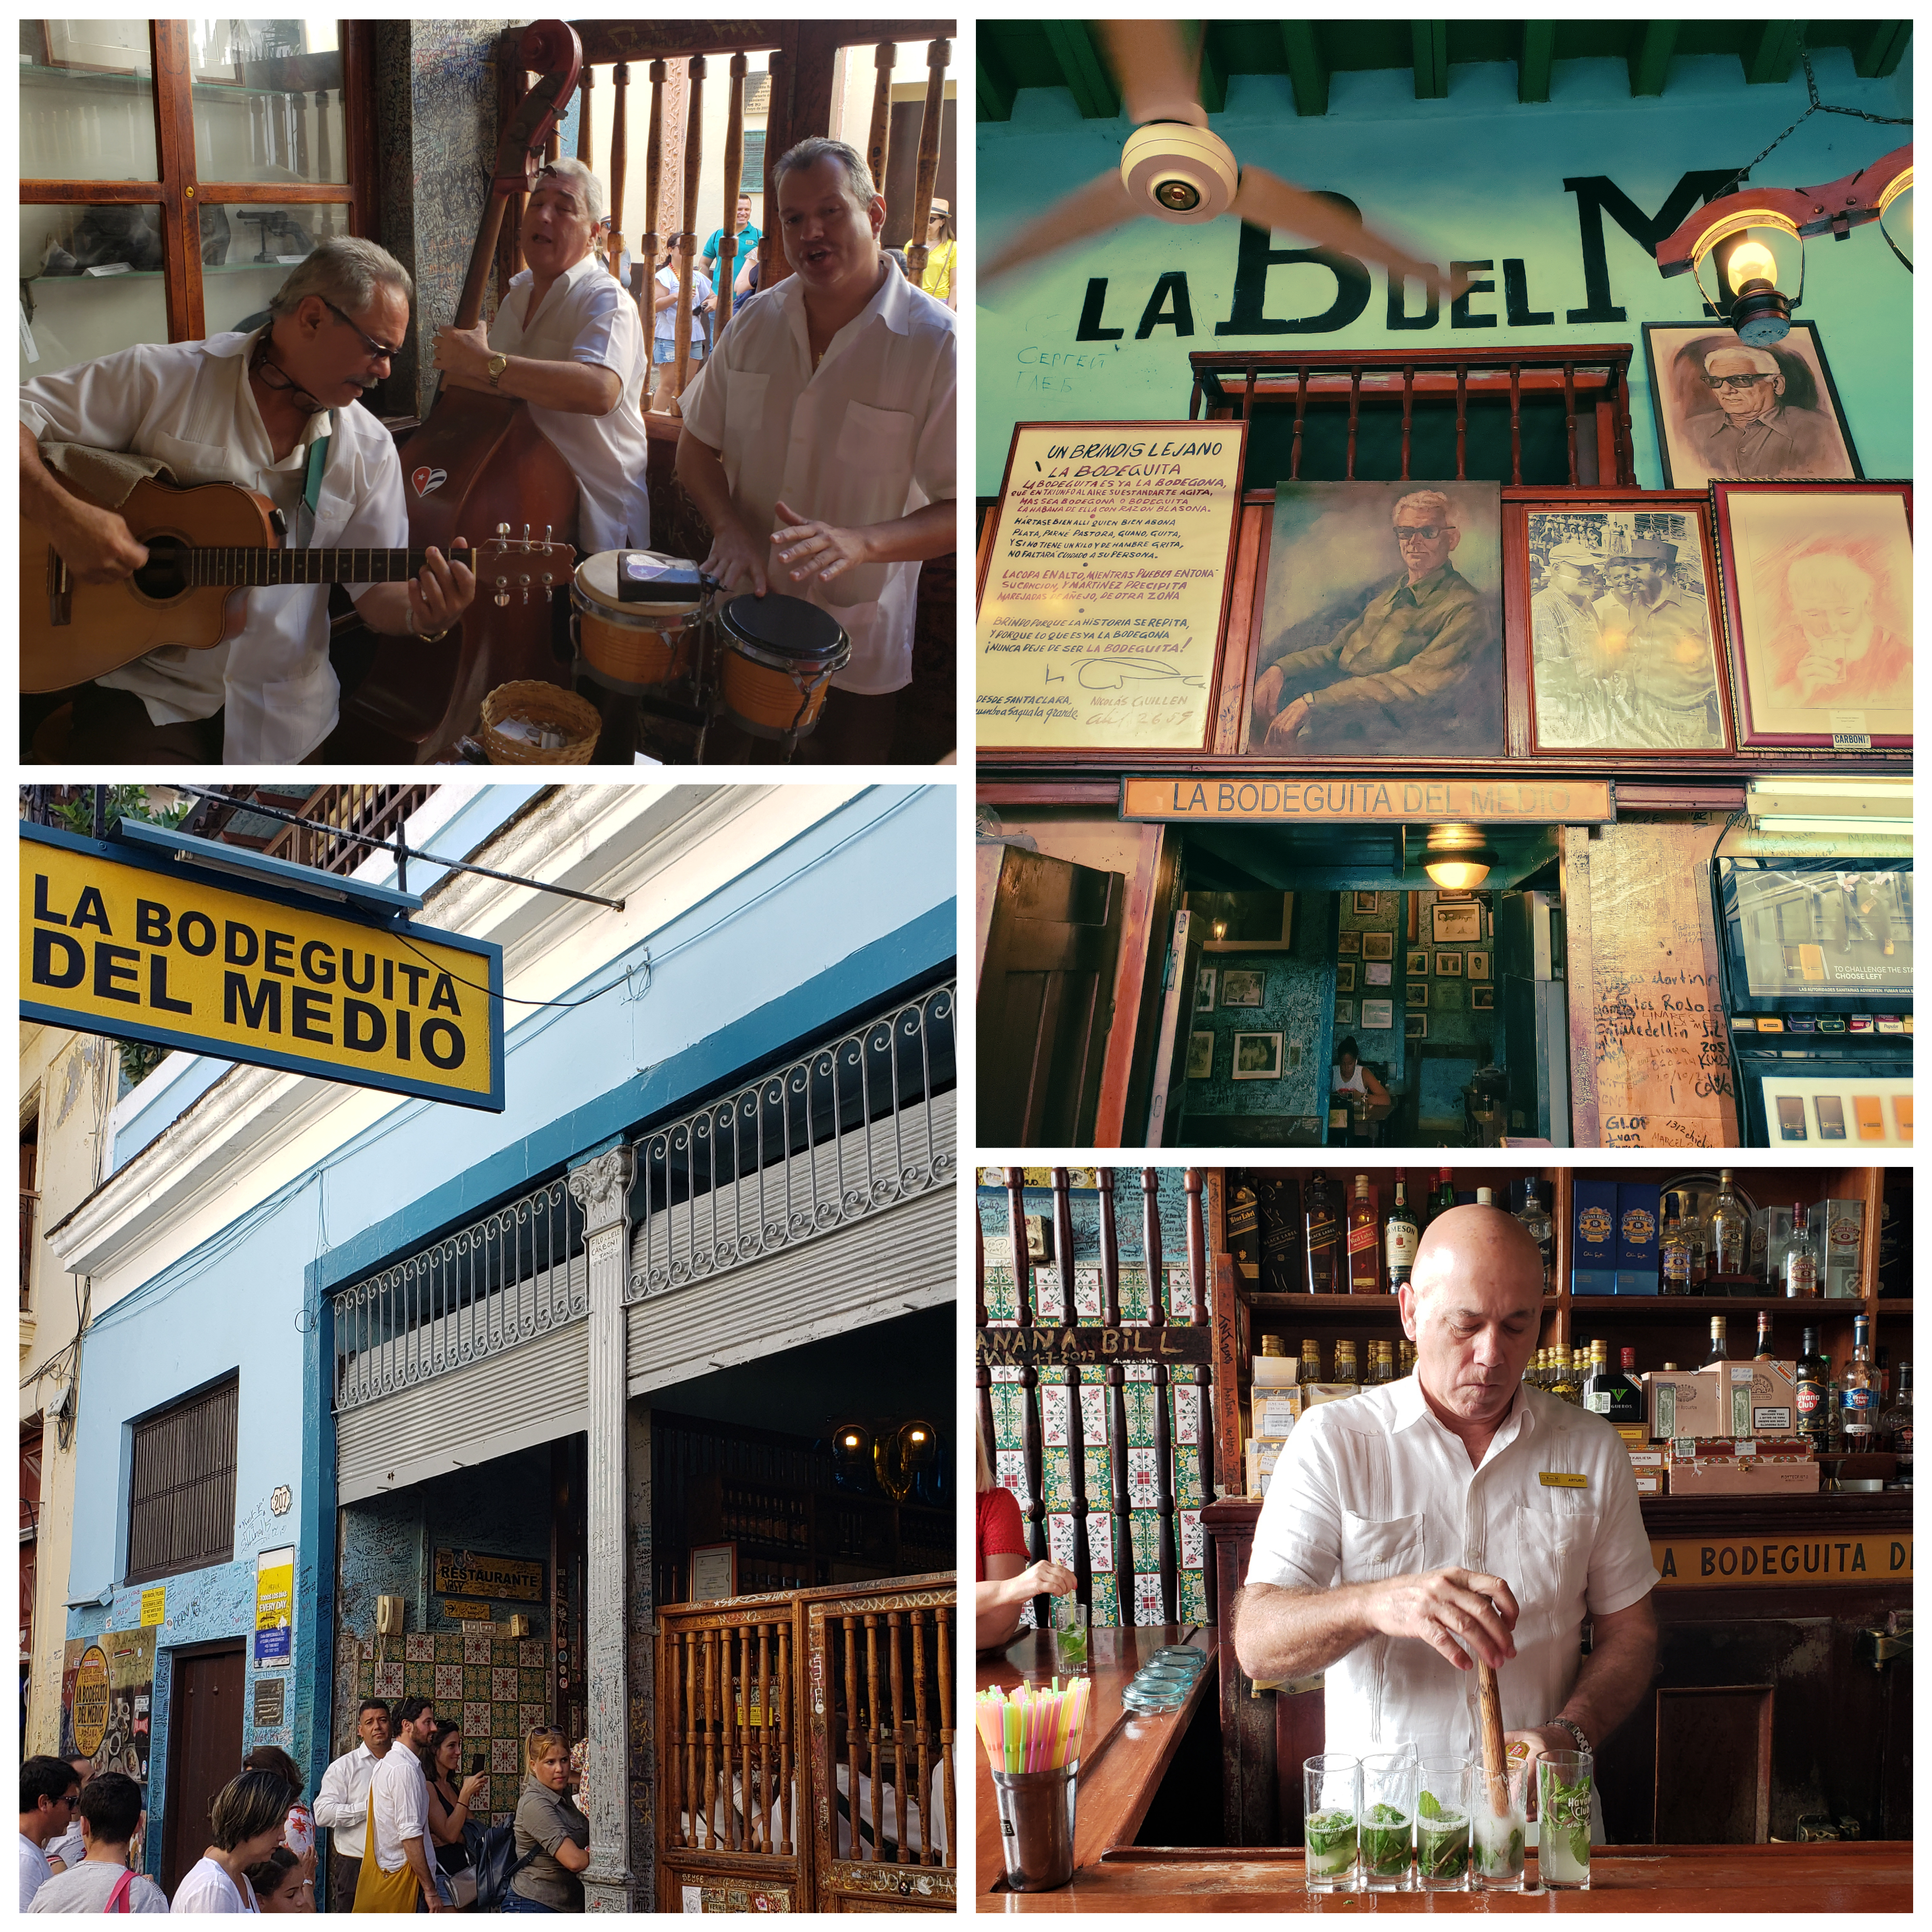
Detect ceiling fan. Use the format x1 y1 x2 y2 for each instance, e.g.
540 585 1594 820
984 20 1463 296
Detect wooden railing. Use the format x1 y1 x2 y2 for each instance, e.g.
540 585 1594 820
657 1573 956 1912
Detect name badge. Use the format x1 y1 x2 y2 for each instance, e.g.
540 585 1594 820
1539 1472 1588 1489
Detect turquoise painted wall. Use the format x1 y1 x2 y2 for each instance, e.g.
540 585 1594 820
1183 899 1332 1126
978 48 1911 494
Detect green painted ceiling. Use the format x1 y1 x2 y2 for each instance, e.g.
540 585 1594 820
978 20 1912 120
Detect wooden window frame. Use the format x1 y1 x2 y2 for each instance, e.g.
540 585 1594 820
20 19 378 344
125 1371 240 1586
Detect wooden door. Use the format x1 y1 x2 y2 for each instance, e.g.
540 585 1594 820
161 1644 245 1897
1143 910 1204 1148
975 846 1123 1145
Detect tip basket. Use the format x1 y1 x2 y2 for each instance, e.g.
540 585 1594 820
479 681 602 764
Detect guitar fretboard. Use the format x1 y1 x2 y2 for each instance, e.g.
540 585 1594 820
185 549 442 586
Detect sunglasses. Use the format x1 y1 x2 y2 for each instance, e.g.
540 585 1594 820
322 297 405 362
1393 525 1446 542
1705 371 1772 391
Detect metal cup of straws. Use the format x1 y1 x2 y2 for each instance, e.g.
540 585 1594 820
977 1680 1091 1894
991 1766 1077 1891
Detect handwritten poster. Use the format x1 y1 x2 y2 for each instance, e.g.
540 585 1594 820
978 421 1247 749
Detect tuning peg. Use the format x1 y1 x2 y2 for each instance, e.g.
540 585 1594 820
494 590 510 607
521 523 531 544
496 522 510 539
521 588 530 605
543 525 552 546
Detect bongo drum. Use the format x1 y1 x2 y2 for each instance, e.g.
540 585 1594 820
717 593 851 741
570 550 709 689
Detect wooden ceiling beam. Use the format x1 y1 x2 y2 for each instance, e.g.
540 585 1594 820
1278 22 1330 116
1041 19 1119 119
1739 20 1804 84
1627 20 1680 97
1853 20 1911 77
1194 24 1227 116
978 39 1016 123
1518 21 1556 102
1412 19 1449 99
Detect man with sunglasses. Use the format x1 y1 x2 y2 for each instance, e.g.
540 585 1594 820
18 1757 81 1908
20 236 475 763
1686 342 1841 480
1252 488 1495 751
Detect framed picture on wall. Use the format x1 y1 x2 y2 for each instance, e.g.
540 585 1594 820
1361 998 1393 1030
1406 949 1429 974
1365 961 1392 986
1360 932 1394 962
1232 1032 1284 1079
1195 969 1217 1013
1406 1015 1427 1040
1471 985 1496 1010
1434 951 1464 977
1432 901 1483 943
1353 891 1381 915
1187 1030 1215 1078
1710 480 1912 749
1333 999 1355 1026
1517 497 1733 755
1467 950 1491 980
1406 982 1429 1008
1337 928 1362 956
1221 968 1266 1007
1641 320 1862 490
1335 963 1357 993
689 1543 739 1604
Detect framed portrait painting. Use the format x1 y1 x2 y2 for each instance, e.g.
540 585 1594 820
1333 999 1355 1027
1406 949 1429 975
1361 999 1393 1030
1432 900 1483 943
1221 969 1266 1008
1405 1015 1427 1040
1335 963 1357 993
1406 983 1429 1009
1641 321 1861 491
1712 481 1911 749
1517 497 1731 754
1360 933 1394 962
1195 969 1217 1014
1247 479 1504 755
1471 985 1495 1010
1434 951 1463 978
1467 950 1491 981
1337 928 1362 956
1232 1032 1284 1080
1187 1030 1215 1079
1353 891 1381 916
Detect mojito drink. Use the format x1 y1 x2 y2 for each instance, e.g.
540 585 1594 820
1052 1624 1089 1671
1415 1789 1469 1887
1472 1804 1525 1886
1359 1802 1412 1884
1304 1809 1359 1886
1536 1754 1592 1889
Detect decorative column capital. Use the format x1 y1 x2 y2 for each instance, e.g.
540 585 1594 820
567 1146 634 1238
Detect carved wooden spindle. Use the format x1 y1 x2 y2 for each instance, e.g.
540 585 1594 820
1508 359 1524 483
756 1620 773 1850
866 42 897 229
935 1607 956 1858
575 60 593 163
1614 361 1635 483
776 1617 794 1854
1004 1168 1048 1629
700 1628 718 1848
1098 1169 1135 1623
864 1614 885 1862
1345 364 1362 480
673 55 705 402
682 1632 699 1847
1144 1168 1179 1625
888 1610 910 1860
909 1608 934 1865
974 1204 999 1488
719 1622 737 1849
904 37 950 286
1052 1167 1091 1608
1290 365 1308 481
1455 363 1468 478
1400 364 1414 478
1562 358 1579 484
607 63 629 281
314 88 331 183
716 52 746 333
291 92 309 179
640 60 666 366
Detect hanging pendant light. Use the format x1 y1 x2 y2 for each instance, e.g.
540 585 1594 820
1423 824 1497 890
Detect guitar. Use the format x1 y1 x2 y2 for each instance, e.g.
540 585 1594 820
21 473 575 693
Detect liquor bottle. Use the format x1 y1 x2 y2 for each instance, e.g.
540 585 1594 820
1304 1171 1342 1294
1384 1174 1420 1291
1475 1185 1495 1207
1877 1364 1912 1485
1430 1168 1457 1221
1333 1339 1360 1389
1513 1177 1553 1292
1258 1174 1304 1296
1549 1346 1581 1406
1754 1311 1774 1361
1300 1339 1324 1386
1708 1170 1751 1283
1660 1212 1693 1296
1399 1340 1416 1377
1704 1316 1730 1366
1783 1204 1820 1298
1372 1341 1396 1387
1795 1326 1829 1449
1584 1345 1646 1424
1347 1175 1381 1293
1228 1180 1262 1285
1840 1316 1877 1447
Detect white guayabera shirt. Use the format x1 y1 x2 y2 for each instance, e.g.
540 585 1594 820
1247 1376 1656 1832
20 328 406 764
681 260 956 695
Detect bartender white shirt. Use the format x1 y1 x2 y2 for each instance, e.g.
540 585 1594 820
311 1740 383 1861
19 327 406 765
1246 1377 1657 1778
680 259 955 694
489 250 651 555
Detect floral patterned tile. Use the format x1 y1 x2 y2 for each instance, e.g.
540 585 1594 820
1133 1574 1165 1625
1074 1267 1101 1318
491 1737 520 1775
434 1665 464 1702
1079 1386 1108 1445
464 1632 493 1665
374 1662 404 1699
405 1633 434 1662
519 1668 547 1704
518 1640 544 1671
1179 1509 1205 1570
1046 1513 1075 1568
1041 1384 1070 1448
1126 1448 1160 1509
1086 1513 1114 1573
492 1666 519 1702
464 1700 491 1741
519 1703 547 1734
1174 1385 1200 1447
995 1450 1030 1509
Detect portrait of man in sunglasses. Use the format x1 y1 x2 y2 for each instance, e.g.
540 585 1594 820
1250 486 1501 753
1682 341 1848 481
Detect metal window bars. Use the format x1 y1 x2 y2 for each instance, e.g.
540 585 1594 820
627 980 956 1302
331 1176 588 1413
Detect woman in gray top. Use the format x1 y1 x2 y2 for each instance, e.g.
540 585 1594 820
505 1730 589 1912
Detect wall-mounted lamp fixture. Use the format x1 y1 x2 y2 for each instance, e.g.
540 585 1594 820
1423 824 1497 890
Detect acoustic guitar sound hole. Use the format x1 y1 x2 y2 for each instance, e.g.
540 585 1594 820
131 536 189 601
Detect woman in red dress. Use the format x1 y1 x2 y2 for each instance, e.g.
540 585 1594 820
975 1419 1076 1650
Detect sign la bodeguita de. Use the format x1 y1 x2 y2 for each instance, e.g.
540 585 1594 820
1121 775 1617 824
21 819 505 1111
1650 1532 1911 1589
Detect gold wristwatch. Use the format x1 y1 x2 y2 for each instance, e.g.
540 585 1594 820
486 352 509 388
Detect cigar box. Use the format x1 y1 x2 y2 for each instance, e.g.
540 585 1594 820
1614 1425 1649 1448
1632 1474 1663 1496
1665 1435 1813 1461
1571 1181 1618 1294
1252 1355 1301 1388
1665 1455 1821 1497
1625 1448 1666 1470
1245 1439 1283 1498
1303 1383 1362 1407
1645 1371 1723 1440
1711 1359 1799 1436
1254 1391 1303 1440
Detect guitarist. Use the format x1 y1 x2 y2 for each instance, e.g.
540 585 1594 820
20 236 476 764
430 158 650 556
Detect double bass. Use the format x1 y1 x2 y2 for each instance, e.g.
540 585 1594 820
325 20 584 763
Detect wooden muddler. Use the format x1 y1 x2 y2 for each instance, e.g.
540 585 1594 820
1475 1657 1509 1817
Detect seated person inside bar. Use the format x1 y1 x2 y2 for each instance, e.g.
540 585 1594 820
1250 491 1493 752
432 158 651 555
18 237 475 765
1333 1037 1390 1110
676 136 956 761
976 1421 1074 1651
1234 1205 1658 1834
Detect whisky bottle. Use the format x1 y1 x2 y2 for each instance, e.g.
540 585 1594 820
1708 1169 1751 1283
1332 1339 1360 1390
1660 1213 1693 1296
1704 1316 1730 1366
1304 1171 1342 1294
1347 1175 1381 1293
1877 1364 1912 1484
1754 1311 1774 1361
1300 1339 1324 1385
1840 1316 1877 1446
1430 1168 1457 1221
1795 1326 1829 1449
1258 1174 1304 1296
1384 1174 1420 1291
1783 1205 1820 1299
1513 1177 1553 1292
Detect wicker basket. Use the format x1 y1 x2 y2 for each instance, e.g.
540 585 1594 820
478 681 601 764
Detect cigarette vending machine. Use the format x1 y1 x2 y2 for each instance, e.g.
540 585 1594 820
1712 854 1912 1147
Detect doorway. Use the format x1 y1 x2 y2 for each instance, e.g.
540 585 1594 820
160 1642 245 1897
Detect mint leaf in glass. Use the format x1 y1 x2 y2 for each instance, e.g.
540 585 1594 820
1417 1787 1444 1822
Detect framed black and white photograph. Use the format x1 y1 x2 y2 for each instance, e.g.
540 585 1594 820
1337 928 1362 956
1360 932 1394 962
1335 963 1356 993
1471 984 1495 1011
1220 968 1266 1008
1434 951 1464 977
1406 1014 1428 1040
1467 950 1491 981
1195 969 1217 1013
1365 961 1391 987
1333 999 1355 1027
1406 948 1429 974
1187 1030 1215 1078
1432 901 1484 943
1406 982 1429 1009
1361 998 1393 1030
1353 891 1381 916
1232 1031 1284 1080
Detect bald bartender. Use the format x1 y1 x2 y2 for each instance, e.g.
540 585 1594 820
1234 1207 1658 1834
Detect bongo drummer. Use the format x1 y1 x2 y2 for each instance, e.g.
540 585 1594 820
675 136 956 761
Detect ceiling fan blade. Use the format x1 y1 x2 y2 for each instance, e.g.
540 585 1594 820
1232 167 1470 299
983 167 1142 283
1095 19 1208 128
